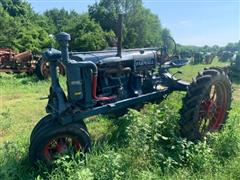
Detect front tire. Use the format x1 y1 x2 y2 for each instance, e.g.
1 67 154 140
30 115 88 142
29 120 91 165
179 68 232 141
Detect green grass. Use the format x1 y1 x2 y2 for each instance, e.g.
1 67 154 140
170 58 230 81
0 61 240 180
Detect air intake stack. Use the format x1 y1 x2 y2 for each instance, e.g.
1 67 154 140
116 14 123 58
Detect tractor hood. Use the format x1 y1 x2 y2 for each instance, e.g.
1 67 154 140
70 49 158 64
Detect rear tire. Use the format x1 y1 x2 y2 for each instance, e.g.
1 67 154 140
179 67 232 141
29 120 91 165
35 58 65 80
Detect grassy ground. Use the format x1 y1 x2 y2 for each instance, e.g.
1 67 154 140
0 59 240 179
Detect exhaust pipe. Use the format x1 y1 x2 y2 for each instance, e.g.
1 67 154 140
116 14 123 58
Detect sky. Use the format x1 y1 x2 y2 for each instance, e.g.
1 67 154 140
28 0 240 46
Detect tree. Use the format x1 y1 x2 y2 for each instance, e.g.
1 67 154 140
65 14 113 51
0 0 181 53
43 8 80 34
0 0 51 52
0 0 32 17
89 0 142 32
88 0 163 48
0 6 18 48
161 28 175 53
44 9 115 51
13 22 52 52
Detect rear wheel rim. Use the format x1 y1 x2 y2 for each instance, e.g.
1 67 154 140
40 61 50 78
198 82 227 135
40 61 65 78
43 135 81 161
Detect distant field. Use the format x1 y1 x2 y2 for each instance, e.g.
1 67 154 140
170 58 230 80
0 60 239 179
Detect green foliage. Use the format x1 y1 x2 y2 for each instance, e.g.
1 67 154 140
0 6 17 48
65 14 110 51
13 22 52 52
43 8 78 34
89 0 163 48
0 1 240 179
161 28 175 54
0 0 239 54
0 1 111 52
89 0 143 31
43 9 114 51
0 0 51 52
224 41 240 52
177 41 240 60
0 69 240 179
0 0 32 17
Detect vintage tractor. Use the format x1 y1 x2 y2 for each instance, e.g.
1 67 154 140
193 52 215 64
180 50 192 60
0 48 65 79
229 53 240 79
35 57 65 80
218 51 234 62
193 52 204 64
0 49 35 73
204 52 215 64
29 16 232 165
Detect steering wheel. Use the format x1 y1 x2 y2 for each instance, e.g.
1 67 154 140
157 36 178 64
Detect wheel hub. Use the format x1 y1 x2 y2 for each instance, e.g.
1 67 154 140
44 137 81 161
56 140 68 153
201 100 217 119
199 83 227 133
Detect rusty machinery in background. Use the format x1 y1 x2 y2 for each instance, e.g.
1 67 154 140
0 48 65 79
229 53 240 79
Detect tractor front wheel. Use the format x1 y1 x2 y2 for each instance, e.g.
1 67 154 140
30 114 53 142
29 120 91 165
179 68 232 141
30 115 88 142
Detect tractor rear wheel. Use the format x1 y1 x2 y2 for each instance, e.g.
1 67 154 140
35 58 65 80
29 120 91 165
179 68 232 141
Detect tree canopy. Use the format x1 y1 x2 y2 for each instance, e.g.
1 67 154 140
0 0 51 52
89 0 165 48
0 0 238 54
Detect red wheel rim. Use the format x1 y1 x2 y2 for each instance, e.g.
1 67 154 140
40 61 50 78
198 82 227 135
43 136 81 161
40 61 65 78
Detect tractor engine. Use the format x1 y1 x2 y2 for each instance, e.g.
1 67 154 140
69 50 158 106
